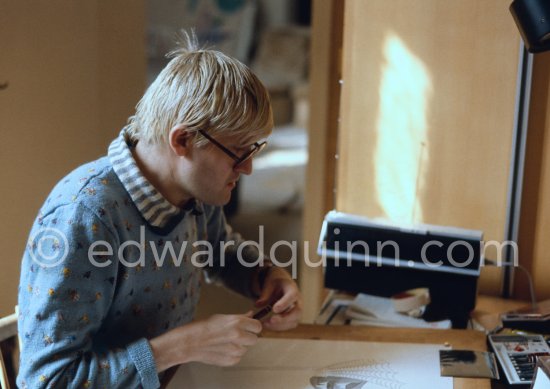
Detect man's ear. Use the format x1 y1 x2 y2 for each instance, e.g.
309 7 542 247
168 124 195 157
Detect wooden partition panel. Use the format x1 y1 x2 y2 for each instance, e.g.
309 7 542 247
0 1 145 317
517 52 550 300
300 0 344 322
336 0 520 294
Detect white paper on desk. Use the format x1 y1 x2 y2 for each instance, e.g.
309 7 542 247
533 366 550 389
169 338 452 389
347 293 452 329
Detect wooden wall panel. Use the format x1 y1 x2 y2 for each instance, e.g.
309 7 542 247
300 0 344 322
0 1 145 317
517 52 550 300
336 0 520 294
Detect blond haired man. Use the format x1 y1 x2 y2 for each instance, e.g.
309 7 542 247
18 33 302 388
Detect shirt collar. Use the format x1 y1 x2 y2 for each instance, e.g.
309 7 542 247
108 129 203 228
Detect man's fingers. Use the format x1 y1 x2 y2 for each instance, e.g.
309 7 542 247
242 317 263 334
263 313 300 331
264 301 302 331
272 289 301 314
237 331 259 347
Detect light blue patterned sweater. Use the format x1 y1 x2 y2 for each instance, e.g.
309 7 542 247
17 131 260 388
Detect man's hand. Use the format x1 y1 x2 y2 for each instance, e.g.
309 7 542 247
150 312 262 372
255 267 302 331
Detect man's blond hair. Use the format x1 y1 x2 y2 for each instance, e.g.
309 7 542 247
126 31 273 145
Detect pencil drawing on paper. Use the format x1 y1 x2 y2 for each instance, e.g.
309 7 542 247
309 358 405 389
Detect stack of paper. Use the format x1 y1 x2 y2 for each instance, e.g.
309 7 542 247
346 293 451 329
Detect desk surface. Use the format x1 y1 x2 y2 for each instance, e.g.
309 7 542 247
263 324 490 389
473 295 529 331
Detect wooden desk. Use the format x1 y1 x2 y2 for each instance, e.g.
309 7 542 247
263 324 490 389
472 295 529 331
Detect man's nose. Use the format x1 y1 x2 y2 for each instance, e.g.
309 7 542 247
234 158 253 175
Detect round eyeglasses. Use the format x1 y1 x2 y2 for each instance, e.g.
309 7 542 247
198 129 267 168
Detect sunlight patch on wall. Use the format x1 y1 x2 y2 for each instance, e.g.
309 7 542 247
374 33 432 224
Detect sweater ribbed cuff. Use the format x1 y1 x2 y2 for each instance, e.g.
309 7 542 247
127 338 160 389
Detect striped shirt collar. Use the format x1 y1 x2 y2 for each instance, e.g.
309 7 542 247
108 129 202 228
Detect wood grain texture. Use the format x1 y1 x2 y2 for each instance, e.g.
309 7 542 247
336 0 520 294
